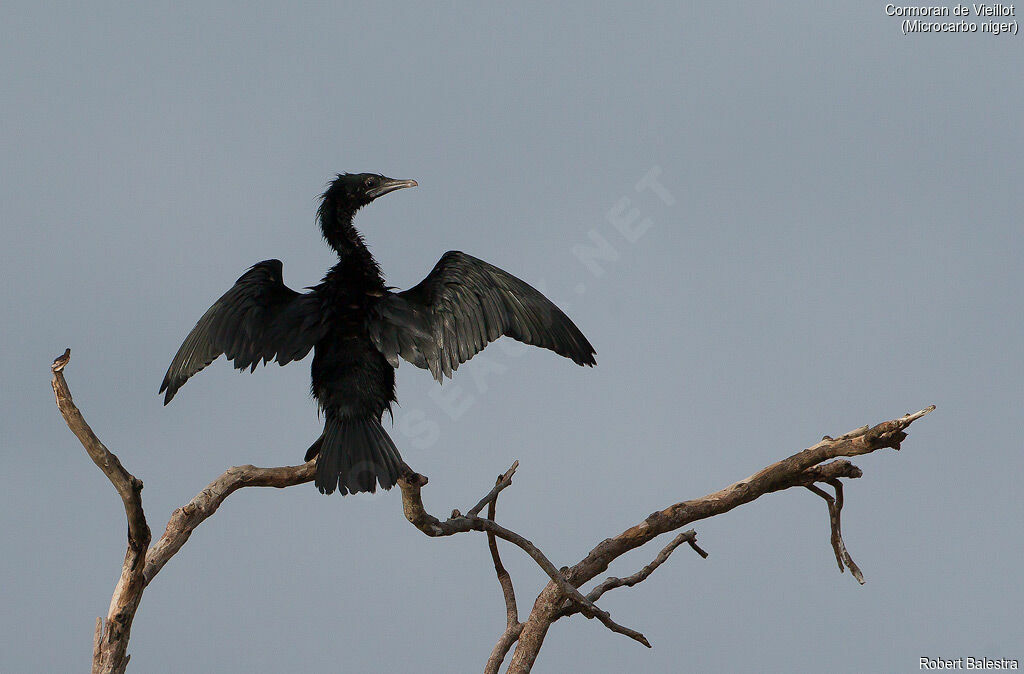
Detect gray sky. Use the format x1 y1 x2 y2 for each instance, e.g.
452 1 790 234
3 3 1021 672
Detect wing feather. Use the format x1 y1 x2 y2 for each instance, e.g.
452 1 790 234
367 251 595 381
159 260 324 404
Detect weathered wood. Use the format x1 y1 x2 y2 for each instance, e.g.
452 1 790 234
505 407 934 673
52 350 150 674
144 462 315 584
51 351 315 673
52 349 934 674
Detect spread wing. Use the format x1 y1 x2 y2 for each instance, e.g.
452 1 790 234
159 260 325 404
367 251 596 381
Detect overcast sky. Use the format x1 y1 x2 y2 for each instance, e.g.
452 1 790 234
3 3 1021 672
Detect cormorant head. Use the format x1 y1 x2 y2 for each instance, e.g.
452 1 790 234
318 173 417 252
322 173 418 211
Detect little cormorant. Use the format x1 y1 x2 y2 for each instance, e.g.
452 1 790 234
160 173 596 494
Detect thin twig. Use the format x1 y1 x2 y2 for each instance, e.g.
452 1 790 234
805 480 864 584
806 484 845 572
586 530 706 603
483 470 522 674
554 530 708 621
486 473 519 628
827 478 863 583
468 460 519 518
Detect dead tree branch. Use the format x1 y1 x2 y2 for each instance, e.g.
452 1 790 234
52 349 150 674
503 406 934 673
53 349 934 674
51 351 314 674
144 461 314 584
806 478 863 583
398 466 652 647
580 530 708 606
484 470 524 674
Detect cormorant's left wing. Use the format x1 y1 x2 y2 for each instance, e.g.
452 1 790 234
367 250 595 381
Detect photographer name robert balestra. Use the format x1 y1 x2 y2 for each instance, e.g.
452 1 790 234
921 657 1019 670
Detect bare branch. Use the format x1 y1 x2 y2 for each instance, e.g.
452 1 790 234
51 349 150 552
53 348 934 674
486 472 519 629
553 530 708 622
144 461 314 584
468 460 519 518
397 469 652 649
51 350 151 674
830 480 864 582
485 623 524 674
806 479 864 584
483 472 522 674
506 407 935 673
806 484 844 571
586 530 706 604
52 351 315 672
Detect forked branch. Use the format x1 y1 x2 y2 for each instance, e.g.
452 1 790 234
51 351 315 674
504 406 934 673
52 349 934 674
397 466 652 647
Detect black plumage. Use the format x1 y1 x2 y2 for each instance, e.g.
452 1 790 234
160 173 596 495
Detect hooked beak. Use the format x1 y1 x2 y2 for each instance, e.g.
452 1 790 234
368 177 418 199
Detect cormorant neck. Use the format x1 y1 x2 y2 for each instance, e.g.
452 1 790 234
318 200 386 289
319 201 366 256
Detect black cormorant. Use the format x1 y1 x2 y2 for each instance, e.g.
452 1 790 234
160 173 595 494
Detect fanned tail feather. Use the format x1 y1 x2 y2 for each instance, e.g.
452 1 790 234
306 417 403 495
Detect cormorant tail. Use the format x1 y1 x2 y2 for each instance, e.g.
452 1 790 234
306 417 403 495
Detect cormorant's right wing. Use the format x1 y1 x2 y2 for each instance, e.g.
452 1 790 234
159 260 325 404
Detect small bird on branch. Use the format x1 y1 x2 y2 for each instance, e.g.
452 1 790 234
160 173 596 495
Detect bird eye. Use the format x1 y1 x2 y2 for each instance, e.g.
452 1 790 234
365 177 377 187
